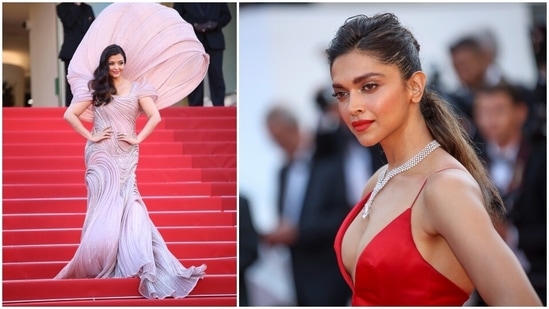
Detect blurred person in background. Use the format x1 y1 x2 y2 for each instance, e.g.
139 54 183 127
527 24 546 137
173 3 231 107
57 2 95 106
473 83 547 305
262 105 351 306
238 194 259 306
446 32 507 138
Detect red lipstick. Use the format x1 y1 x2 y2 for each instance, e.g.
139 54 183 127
351 119 374 132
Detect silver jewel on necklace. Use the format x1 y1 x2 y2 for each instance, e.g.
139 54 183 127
362 140 440 219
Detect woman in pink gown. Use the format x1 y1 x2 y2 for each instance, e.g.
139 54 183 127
55 3 209 299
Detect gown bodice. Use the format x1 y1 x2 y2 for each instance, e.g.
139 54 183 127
334 191 471 306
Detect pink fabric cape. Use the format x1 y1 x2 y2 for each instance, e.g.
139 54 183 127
68 2 209 122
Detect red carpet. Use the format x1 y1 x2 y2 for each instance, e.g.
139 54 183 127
2 106 237 306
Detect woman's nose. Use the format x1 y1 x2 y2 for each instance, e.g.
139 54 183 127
348 93 364 115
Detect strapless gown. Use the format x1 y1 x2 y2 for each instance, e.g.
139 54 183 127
334 185 471 306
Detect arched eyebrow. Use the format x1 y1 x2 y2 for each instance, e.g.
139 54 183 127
332 72 385 89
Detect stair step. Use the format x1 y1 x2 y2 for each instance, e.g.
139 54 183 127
3 154 236 170
3 129 236 143
3 168 236 184
2 274 236 301
3 142 236 157
3 117 235 131
3 182 236 199
4 226 236 245
3 257 237 280
4 241 237 262
2 106 236 118
3 296 237 306
3 211 237 230
158 106 236 118
3 196 236 214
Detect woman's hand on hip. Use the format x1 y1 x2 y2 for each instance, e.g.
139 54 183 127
90 127 113 143
117 132 140 145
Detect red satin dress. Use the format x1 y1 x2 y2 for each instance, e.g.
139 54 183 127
334 185 471 306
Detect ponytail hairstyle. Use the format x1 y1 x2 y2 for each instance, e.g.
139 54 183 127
326 13 505 223
91 44 127 107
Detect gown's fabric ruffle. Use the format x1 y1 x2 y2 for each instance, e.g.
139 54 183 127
55 81 206 299
68 2 209 122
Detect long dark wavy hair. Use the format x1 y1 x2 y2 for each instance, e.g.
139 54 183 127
90 44 127 107
326 13 505 223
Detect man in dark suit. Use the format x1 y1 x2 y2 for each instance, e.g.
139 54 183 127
510 134 546 306
263 105 351 306
238 194 259 306
173 3 231 107
56 2 95 107
473 83 547 305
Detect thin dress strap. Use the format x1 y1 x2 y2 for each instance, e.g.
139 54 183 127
410 167 464 209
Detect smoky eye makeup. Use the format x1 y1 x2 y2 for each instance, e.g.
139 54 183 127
361 83 379 92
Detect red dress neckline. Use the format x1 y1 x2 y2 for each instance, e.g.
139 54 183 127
334 191 471 306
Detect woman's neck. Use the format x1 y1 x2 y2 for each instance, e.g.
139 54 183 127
380 118 434 170
112 76 127 87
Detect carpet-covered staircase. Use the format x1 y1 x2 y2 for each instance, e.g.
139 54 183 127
2 106 237 306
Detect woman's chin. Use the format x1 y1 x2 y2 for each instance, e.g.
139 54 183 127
356 135 379 148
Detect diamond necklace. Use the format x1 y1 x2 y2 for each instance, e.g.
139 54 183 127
362 140 441 219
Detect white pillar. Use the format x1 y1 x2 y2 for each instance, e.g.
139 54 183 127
28 3 61 107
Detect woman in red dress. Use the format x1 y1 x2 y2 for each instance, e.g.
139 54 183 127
327 13 541 306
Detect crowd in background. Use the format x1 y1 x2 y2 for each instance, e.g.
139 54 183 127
439 23 546 305
240 13 546 307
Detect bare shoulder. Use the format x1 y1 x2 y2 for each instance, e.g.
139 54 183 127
424 167 481 200
421 167 490 234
